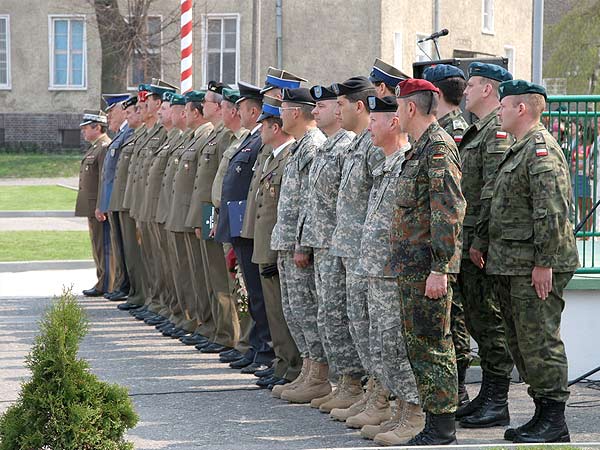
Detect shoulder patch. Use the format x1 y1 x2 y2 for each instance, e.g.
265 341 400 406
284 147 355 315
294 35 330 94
453 119 464 131
453 135 463 144
534 132 548 157
496 131 508 139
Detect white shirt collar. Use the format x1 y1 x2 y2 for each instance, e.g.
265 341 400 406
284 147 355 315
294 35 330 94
251 123 262 135
272 139 295 159
119 120 127 131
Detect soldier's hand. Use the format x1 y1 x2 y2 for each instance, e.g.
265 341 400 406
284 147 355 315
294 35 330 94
194 228 202 240
209 225 216 238
94 208 106 222
294 252 311 269
425 272 448 299
532 266 553 300
469 247 485 269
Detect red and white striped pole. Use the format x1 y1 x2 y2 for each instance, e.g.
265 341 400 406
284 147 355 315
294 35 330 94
180 0 193 93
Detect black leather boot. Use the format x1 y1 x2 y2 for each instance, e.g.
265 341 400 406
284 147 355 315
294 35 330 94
514 399 570 443
459 374 510 428
456 371 488 419
504 398 541 441
406 412 457 446
457 360 470 407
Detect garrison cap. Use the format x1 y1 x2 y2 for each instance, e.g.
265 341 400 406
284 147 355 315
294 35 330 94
257 96 282 122
367 95 398 112
395 78 440 98
207 80 230 95
102 93 130 111
149 78 178 97
221 88 241 104
169 93 186 106
184 90 206 103
310 84 337 101
331 76 373 96
423 64 466 83
236 81 264 104
79 109 108 127
261 66 308 94
122 95 138 109
369 58 409 87
498 79 547 100
468 62 513 82
282 87 315 106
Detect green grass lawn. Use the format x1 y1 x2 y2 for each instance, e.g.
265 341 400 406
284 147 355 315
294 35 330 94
0 231 91 262
0 153 81 178
0 185 77 210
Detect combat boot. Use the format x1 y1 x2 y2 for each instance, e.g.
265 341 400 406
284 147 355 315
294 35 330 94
456 370 488 419
346 380 392 428
513 399 570 443
459 374 510 428
373 401 425 445
328 376 371 420
361 409 400 440
504 398 541 441
405 412 457 446
457 359 470 407
311 386 337 409
281 360 331 403
319 375 363 413
272 358 310 398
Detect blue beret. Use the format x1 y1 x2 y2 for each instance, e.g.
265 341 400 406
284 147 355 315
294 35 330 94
498 80 547 100
367 95 397 112
310 84 337 101
423 64 466 83
468 62 513 82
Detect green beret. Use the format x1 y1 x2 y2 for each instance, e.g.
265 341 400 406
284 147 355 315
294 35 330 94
169 93 186 106
222 88 241 104
498 80 547 100
184 90 206 103
468 62 512 82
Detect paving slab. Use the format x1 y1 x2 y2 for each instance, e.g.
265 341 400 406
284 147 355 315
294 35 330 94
0 216 87 231
0 176 78 187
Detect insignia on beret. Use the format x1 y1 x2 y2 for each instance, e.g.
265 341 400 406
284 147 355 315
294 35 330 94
331 83 340 95
314 86 322 99
368 97 377 110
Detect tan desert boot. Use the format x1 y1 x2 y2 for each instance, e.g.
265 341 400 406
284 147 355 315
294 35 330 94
373 401 425 446
281 360 331 403
272 358 311 398
319 375 364 413
329 377 373 421
311 386 337 409
346 382 392 428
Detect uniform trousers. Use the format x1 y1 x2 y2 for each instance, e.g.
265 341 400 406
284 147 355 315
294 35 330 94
494 272 572 402
118 211 146 305
87 217 111 293
314 249 363 378
150 222 183 321
108 211 129 294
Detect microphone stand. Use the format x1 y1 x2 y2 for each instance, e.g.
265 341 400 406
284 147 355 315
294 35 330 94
432 37 442 60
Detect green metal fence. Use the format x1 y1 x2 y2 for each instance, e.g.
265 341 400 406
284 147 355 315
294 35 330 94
543 95 600 273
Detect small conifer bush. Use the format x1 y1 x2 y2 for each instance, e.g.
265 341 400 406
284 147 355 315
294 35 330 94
0 288 138 450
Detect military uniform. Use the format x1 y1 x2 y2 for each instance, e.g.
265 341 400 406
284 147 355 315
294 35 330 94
385 121 465 415
75 130 112 293
360 145 419 405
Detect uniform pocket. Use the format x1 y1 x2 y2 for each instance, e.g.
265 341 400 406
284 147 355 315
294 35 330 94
401 281 451 339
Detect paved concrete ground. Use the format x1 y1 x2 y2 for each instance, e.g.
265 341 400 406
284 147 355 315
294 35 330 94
0 215 87 231
0 176 78 186
1 274 600 450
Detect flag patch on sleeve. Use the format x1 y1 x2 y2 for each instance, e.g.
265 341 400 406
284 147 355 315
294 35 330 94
496 131 508 139
535 147 548 157
454 135 463 143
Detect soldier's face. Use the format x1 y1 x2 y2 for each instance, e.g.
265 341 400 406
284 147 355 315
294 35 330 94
312 100 337 130
145 96 161 117
202 92 221 121
498 97 519 133
221 102 238 129
259 120 275 145
463 76 484 113
368 112 393 147
158 102 172 127
126 106 142 129
337 96 358 131
171 105 186 129
395 99 411 133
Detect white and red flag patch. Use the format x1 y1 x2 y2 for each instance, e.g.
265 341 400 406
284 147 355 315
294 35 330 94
496 131 508 139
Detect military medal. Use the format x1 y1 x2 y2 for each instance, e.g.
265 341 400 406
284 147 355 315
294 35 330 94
270 187 276 197
236 165 242 173
110 148 116 157
265 181 270 190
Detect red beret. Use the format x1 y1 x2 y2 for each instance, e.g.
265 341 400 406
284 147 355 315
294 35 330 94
395 78 440 98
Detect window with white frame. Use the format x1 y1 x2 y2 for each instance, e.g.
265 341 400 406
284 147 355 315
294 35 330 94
203 15 239 86
128 16 162 89
0 15 10 89
394 32 403 70
483 0 494 34
504 45 515 75
416 33 432 63
49 16 86 89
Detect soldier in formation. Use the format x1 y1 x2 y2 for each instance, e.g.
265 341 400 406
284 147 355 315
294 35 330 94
77 57 578 445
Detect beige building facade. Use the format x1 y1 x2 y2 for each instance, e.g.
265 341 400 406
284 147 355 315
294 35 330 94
0 0 533 149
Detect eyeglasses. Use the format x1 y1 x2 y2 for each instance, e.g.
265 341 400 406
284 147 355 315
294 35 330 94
278 106 300 113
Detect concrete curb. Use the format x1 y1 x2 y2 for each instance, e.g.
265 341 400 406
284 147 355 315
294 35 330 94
0 210 74 218
0 260 94 272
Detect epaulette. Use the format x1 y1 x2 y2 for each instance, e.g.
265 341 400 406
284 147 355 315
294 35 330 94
533 132 548 157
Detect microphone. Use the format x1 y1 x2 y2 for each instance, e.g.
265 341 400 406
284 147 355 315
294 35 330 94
418 29 449 43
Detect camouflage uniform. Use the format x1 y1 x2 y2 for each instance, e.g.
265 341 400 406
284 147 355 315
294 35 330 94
330 129 385 375
385 122 465 414
487 123 579 402
458 108 514 379
439 109 472 367
303 129 355 376
271 127 326 360
359 145 420 404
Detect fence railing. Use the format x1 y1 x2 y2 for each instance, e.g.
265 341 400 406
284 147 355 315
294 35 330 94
543 95 600 273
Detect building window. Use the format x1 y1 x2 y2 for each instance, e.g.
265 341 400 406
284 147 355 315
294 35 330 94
504 45 515 75
203 15 239 86
394 32 403 72
49 16 86 89
0 15 10 89
482 0 494 34
128 16 162 89
416 33 432 63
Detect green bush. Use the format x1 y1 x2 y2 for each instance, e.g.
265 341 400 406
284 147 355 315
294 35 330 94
0 288 138 450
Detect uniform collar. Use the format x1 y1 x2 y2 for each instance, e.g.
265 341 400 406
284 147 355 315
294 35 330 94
272 139 295 159
474 107 500 131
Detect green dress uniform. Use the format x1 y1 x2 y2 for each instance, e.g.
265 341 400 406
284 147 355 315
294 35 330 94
385 122 465 415
487 123 579 403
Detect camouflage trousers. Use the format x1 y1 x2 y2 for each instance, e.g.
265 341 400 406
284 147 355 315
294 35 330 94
448 280 472 366
398 275 458 414
314 249 364 378
344 257 372 375
278 250 326 362
493 272 573 403
368 276 420 404
458 259 514 378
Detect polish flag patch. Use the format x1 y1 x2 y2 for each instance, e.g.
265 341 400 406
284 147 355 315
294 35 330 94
536 147 548 157
454 135 463 143
496 131 508 139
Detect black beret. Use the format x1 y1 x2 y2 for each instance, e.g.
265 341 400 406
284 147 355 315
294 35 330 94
282 87 316 106
367 95 397 112
331 76 373 96
310 84 337 101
